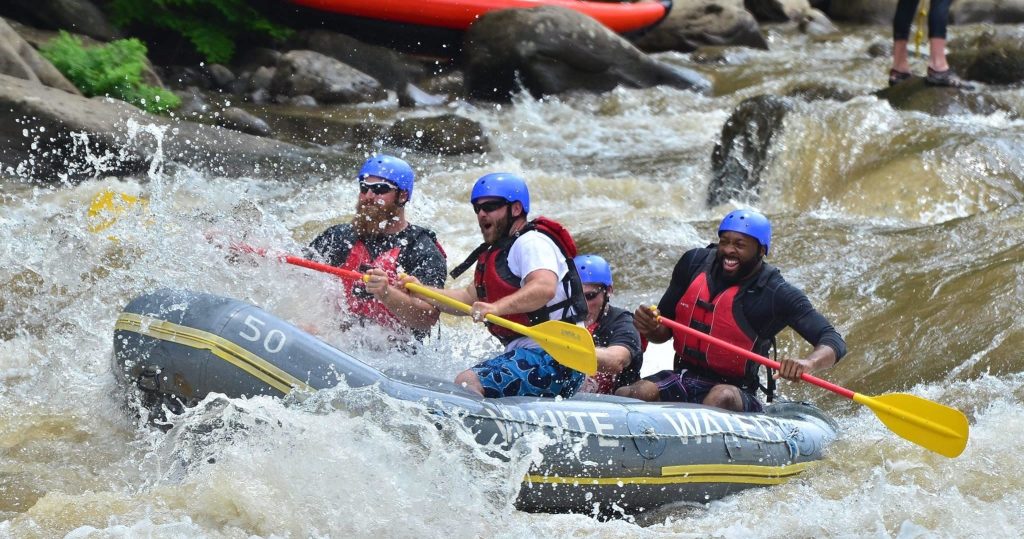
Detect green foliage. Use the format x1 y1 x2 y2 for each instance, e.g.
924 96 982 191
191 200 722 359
39 32 181 114
106 0 293 64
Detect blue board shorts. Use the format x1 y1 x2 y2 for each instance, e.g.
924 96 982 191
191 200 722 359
471 347 585 399
646 369 763 413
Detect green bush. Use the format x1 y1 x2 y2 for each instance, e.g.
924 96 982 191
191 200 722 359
106 0 293 64
39 32 181 114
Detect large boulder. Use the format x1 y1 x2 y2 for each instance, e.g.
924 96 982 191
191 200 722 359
384 114 489 155
951 0 1024 23
463 6 710 101
875 77 1011 117
270 50 389 104
633 0 767 53
745 0 813 22
707 95 793 207
826 0 895 25
287 30 445 107
0 74 340 182
949 29 1024 85
0 17 79 94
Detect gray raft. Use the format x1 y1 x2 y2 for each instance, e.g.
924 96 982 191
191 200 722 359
112 289 837 515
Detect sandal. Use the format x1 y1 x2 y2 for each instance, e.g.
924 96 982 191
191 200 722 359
925 67 975 90
888 68 912 87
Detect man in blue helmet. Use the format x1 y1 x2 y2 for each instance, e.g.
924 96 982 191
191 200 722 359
574 254 644 394
408 172 589 398
615 209 847 412
309 154 447 339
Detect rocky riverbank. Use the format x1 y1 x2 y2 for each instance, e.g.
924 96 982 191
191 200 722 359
1 0 1023 184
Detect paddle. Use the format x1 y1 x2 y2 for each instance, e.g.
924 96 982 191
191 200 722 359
87 189 145 233
251 249 599 376
654 312 969 458
404 281 597 376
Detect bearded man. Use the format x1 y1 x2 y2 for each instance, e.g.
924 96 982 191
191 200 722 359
615 209 847 412
308 154 446 337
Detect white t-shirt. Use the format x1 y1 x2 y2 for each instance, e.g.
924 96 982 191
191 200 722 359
503 230 576 351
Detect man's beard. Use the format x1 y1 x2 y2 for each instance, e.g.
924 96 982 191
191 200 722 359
718 251 762 284
353 199 399 237
484 210 514 245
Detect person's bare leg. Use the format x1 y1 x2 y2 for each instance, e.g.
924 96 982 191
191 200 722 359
455 370 484 396
891 39 911 74
702 384 745 412
928 37 949 72
614 380 661 401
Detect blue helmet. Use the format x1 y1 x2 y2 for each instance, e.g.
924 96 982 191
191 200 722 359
471 173 530 214
574 254 613 287
719 209 771 255
357 154 415 199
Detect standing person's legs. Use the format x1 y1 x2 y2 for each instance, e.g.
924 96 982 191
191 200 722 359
922 0 973 88
926 0 952 71
890 0 920 83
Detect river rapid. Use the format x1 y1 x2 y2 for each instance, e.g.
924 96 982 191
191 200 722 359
2 25 1023 538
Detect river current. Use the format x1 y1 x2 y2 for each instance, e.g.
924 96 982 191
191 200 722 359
2 25 1023 538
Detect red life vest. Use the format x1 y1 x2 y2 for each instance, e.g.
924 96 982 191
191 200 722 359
452 217 587 345
672 252 762 388
339 240 402 328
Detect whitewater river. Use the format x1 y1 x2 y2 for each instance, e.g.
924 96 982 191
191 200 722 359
2 25 1023 537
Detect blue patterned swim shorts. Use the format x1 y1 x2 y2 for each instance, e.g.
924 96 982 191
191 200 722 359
471 347 585 398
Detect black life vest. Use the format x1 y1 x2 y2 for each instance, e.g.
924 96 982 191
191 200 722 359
451 217 588 345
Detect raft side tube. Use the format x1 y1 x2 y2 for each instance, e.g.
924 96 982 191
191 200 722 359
112 289 837 516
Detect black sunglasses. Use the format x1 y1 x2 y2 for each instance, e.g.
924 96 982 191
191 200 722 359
472 200 508 214
359 182 396 195
584 289 606 301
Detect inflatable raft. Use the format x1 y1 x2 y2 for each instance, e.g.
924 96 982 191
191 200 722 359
112 289 836 515
286 0 672 33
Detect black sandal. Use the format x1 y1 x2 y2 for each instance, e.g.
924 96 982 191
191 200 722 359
888 68 912 87
925 67 975 90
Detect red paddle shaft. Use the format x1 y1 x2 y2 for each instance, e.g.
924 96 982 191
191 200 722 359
656 315 854 400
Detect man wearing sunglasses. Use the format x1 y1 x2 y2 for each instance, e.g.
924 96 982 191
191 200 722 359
308 154 446 339
573 254 644 395
615 209 846 412
409 172 589 398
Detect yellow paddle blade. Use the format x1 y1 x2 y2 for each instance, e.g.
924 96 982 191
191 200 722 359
524 320 597 376
86 190 144 233
404 282 597 375
854 392 969 458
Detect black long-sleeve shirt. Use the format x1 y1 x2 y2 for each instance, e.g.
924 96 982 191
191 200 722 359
656 247 847 361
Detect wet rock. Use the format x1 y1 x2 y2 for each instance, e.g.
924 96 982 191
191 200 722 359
270 50 388 104
207 64 236 91
0 17 79 94
0 73 338 182
217 107 272 138
247 66 276 94
7 0 118 41
951 0 1024 23
949 30 1024 85
785 81 857 102
875 78 1011 117
867 40 892 58
825 0 892 25
384 114 489 155
798 8 838 35
707 95 794 207
464 6 710 101
745 0 812 22
288 29 446 107
633 0 767 53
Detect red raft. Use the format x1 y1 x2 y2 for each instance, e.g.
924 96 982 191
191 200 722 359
287 0 672 34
